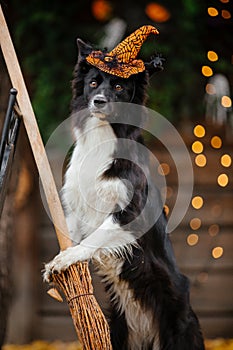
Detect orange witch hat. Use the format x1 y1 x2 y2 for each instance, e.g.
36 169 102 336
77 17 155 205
86 25 159 79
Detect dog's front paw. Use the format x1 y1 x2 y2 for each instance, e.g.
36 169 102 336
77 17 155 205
43 245 93 283
43 247 76 283
43 262 55 283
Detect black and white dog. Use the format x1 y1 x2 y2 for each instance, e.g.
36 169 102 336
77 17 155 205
44 39 204 350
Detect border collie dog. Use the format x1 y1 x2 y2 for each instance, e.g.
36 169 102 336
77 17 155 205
44 38 204 350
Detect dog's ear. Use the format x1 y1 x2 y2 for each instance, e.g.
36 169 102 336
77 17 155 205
145 54 165 77
77 38 93 61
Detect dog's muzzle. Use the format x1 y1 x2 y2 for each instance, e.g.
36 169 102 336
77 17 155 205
90 94 113 119
94 95 107 109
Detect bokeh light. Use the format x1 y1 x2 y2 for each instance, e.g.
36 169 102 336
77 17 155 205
217 173 229 187
205 83 216 95
187 233 199 246
192 196 204 209
158 163 170 176
164 205 170 216
221 10 231 19
211 136 222 149
190 218 202 230
192 141 204 154
208 224 220 237
92 0 112 21
195 154 207 167
193 125 205 138
208 7 219 16
145 2 171 22
221 154 232 167
202 65 213 77
207 50 218 62
212 246 224 259
221 95 232 108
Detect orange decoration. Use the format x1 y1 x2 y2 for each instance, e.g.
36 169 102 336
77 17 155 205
92 0 112 22
145 3 171 23
86 25 159 78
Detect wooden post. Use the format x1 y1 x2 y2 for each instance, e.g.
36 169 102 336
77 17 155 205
0 6 112 349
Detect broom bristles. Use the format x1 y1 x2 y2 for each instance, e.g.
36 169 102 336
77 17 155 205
52 262 112 350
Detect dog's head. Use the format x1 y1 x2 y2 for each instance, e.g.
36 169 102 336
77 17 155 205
72 39 150 118
71 28 163 120
85 65 140 119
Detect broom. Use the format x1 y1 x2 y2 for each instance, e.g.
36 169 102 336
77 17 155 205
0 6 112 349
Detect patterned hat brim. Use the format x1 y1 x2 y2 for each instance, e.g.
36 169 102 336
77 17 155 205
86 54 145 78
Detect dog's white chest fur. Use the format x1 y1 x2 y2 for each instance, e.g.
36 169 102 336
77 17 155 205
62 117 128 242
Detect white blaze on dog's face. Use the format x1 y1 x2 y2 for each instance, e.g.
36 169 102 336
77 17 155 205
84 67 135 119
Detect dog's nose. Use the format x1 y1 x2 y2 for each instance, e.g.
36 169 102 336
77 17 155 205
93 96 107 109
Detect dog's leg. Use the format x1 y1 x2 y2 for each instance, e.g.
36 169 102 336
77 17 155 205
43 216 135 282
65 211 83 244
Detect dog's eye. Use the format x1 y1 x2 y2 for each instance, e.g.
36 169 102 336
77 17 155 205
90 80 98 88
114 84 123 91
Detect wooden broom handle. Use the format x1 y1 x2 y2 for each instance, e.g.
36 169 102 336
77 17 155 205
0 5 71 251
0 11 113 349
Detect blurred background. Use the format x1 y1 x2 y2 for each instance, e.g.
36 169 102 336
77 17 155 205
0 0 232 348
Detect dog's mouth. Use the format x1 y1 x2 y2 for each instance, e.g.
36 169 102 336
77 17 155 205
91 110 110 120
